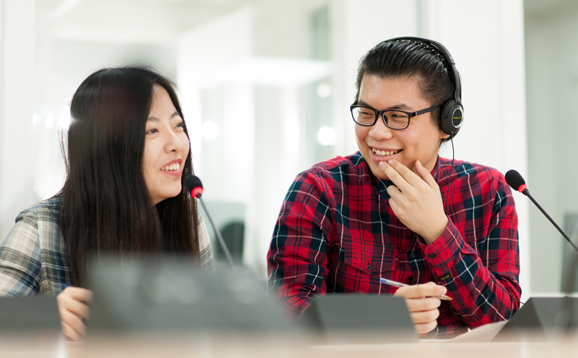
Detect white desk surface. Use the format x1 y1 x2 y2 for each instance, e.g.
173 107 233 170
2 331 578 358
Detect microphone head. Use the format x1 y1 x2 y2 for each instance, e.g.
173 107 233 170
505 170 527 193
185 175 203 198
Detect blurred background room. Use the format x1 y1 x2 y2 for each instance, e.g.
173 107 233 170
2 0 578 302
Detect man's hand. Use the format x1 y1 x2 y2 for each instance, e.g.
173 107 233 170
393 282 446 335
56 286 93 342
379 159 448 244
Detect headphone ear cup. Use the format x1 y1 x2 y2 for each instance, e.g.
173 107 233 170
440 100 464 135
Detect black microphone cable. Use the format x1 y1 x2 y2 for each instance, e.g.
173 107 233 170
443 133 456 210
185 175 235 267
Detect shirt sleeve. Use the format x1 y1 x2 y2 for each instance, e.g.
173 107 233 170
0 213 43 296
267 172 332 317
419 173 521 328
197 215 215 272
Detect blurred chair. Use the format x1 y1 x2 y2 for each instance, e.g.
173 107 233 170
562 213 578 293
199 201 245 265
216 221 245 265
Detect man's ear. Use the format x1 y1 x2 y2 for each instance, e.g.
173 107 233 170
438 130 451 146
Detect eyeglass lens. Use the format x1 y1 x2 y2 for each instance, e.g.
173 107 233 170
351 107 409 129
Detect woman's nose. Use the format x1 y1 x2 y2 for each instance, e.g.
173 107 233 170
164 128 184 152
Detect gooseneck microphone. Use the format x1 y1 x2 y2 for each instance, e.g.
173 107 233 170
506 170 578 331
185 175 235 267
505 170 578 253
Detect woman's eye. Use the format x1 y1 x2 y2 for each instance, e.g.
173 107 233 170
146 128 158 134
175 122 185 130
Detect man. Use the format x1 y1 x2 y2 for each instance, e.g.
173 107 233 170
267 37 521 338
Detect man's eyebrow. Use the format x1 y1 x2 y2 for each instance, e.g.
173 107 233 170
355 100 413 111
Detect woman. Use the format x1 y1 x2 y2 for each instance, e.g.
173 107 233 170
267 37 521 338
0 67 213 341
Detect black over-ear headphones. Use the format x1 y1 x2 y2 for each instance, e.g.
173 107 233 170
387 36 464 136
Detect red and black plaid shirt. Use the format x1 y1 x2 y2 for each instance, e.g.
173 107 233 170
267 152 521 338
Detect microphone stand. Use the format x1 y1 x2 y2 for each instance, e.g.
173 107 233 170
521 188 578 252
521 188 578 332
195 194 236 268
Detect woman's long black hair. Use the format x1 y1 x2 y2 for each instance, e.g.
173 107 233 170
58 67 200 287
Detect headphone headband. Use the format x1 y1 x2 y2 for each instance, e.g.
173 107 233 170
385 36 464 136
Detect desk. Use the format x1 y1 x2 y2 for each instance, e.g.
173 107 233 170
3 332 577 357
70 333 578 358
310 340 577 358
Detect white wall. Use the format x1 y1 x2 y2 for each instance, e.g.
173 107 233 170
331 0 419 156
525 1 578 293
0 0 179 241
420 0 530 299
0 0 38 241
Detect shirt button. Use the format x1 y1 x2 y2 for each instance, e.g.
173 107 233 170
410 253 416 258
428 254 436 259
367 264 372 271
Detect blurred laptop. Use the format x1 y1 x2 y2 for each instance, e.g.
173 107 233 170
86 256 295 334
0 295 63 354
302 294 418 344
0 295 61 332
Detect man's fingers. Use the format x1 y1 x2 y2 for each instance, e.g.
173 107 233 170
389 159 422 184
403 296 442 312
394 282 447 299
379 161 411 192
414 320 438 335
415 160 438 188
391 282 443 335
410 308 440 325
381 160 426 188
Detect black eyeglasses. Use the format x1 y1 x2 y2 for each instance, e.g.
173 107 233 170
350 104 440 130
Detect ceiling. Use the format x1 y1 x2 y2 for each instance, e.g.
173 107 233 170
36 0 327 45
36 0 256 44
39 1 569 46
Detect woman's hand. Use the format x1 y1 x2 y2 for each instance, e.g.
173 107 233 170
379 159 448 244
56 286 93 342
393 282 445 335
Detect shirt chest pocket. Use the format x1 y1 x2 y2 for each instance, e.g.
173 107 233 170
336 232 396 276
